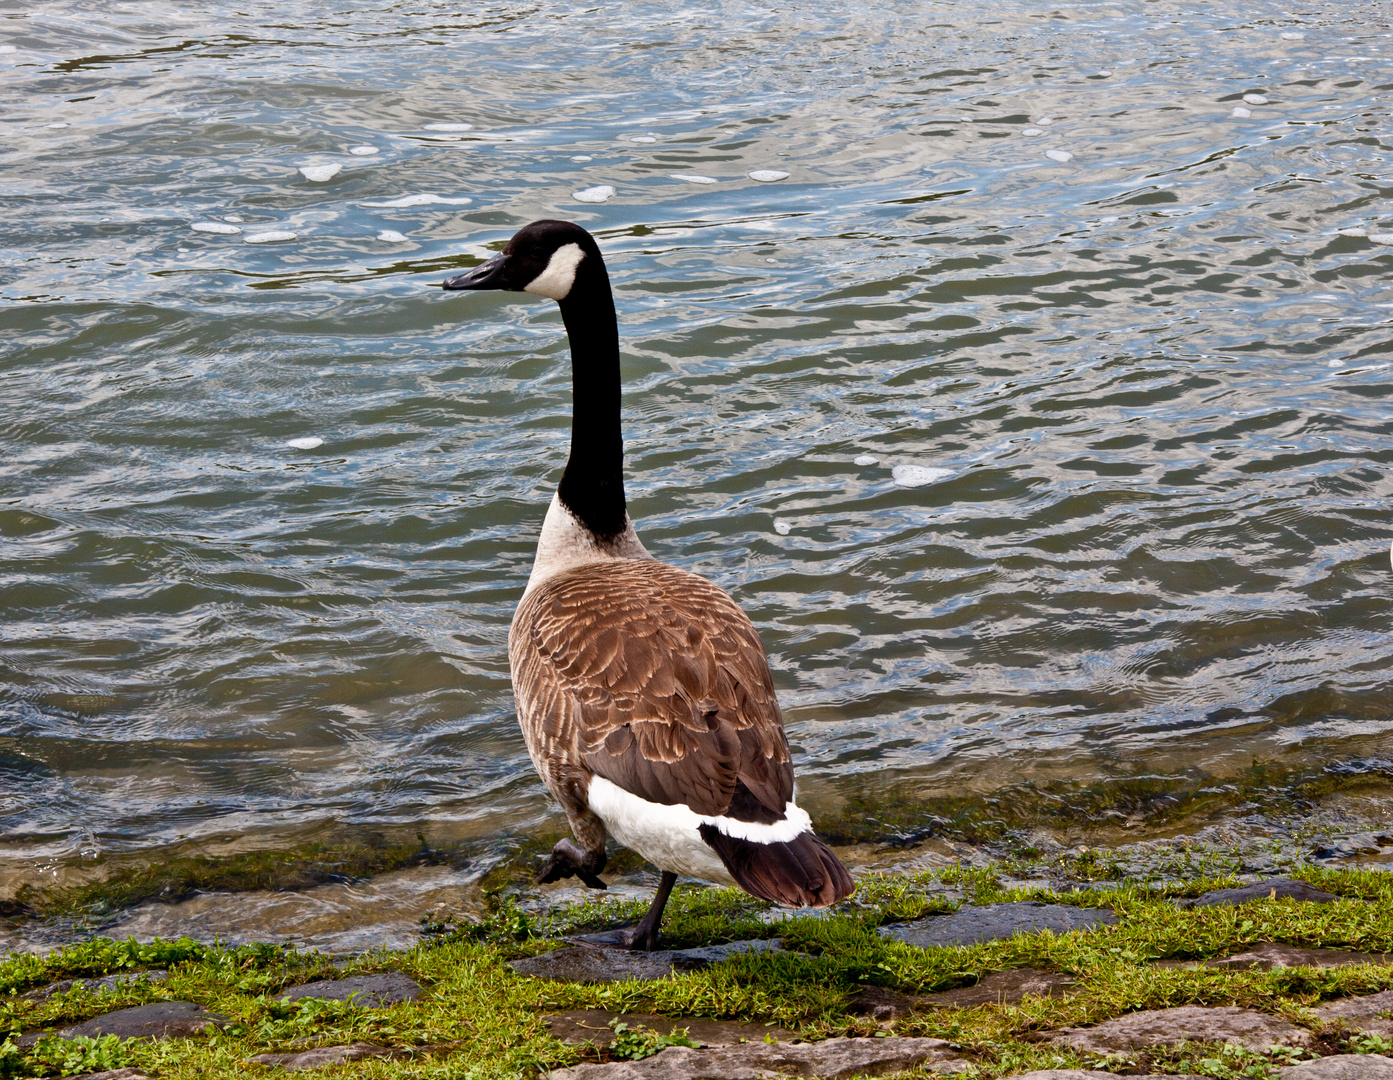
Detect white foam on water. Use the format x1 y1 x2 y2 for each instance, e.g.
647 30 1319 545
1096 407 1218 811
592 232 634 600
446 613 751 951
571 155 593 162
1036 116 1054 125
47 122 69 128
192 222 241 234
0 44 17 53
1369 233 1393 245
286 437 323 450
572 185 615 202
358 194 473 207
772 519 792 536
1095 69 1112 77
1243 93 1268 104
1329 358 1345 368
854 454 879 466
245 230 297 244
670 173 718 184
349 146 379 155
1337 228 1367 237
224 214 244 223
377 230 409 242
1232 107 1253 117
748 169 790 182
1022 127 1043 136
1280 31 1305 40
892 464 952 488
299 164 342 182
1045 149 1073 162
629 135 656 143
424 122 472 131
1100 215 1119 222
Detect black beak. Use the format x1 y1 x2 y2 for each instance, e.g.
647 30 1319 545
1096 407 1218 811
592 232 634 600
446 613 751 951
441 251 509 290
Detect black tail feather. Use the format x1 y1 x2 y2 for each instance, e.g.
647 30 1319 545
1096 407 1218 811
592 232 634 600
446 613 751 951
698 825 854 907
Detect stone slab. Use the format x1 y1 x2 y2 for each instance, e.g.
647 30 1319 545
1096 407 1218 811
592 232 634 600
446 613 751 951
250 1043 395 1070
920 968 1078 1007
1049 1005 1312 1052
46 1002 225 1042
65 1071 153 1080
512 940 781 984
545 1010 796 1047
1278 1056 1393 1079
25 971 168 1002
1189 879 1340 907
1205 943 1393 970
547 1036 968 1079
1002 1073 1204 1080
282 971 421 1006
881 902 1117 949
1314 989 1393 1036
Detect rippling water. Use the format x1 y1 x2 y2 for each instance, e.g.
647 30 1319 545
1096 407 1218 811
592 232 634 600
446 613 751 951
3 1 1393 906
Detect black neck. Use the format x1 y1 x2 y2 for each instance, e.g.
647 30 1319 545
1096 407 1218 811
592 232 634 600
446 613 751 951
556 264 627 538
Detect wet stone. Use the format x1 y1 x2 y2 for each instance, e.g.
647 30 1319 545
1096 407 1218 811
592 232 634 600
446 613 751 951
1278 1055 1393 1078
65 1070 153 1080
919 968 1078 1007
251 1042 395 1070
1188 878 1340 907
24 970 168 1001
846 985 921 1020
881 902 1117 948
47 1002 225 1042
1049 1005 1312 1053
513 940 781 983
546 1009 796 1046
1314 988 1393 1036
546 1035 969 1079
1203 942 1393 970
282 971 421 1006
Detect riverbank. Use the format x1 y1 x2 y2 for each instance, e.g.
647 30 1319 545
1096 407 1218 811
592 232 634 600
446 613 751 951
4 861 1393 1079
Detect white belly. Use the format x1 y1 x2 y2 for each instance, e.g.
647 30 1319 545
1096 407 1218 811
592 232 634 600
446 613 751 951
586 776 813 886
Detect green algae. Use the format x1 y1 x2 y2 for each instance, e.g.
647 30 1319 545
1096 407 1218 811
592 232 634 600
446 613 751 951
4 863 1393 1079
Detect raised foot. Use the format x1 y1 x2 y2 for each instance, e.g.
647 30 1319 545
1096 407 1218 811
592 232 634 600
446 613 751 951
536 839 607 890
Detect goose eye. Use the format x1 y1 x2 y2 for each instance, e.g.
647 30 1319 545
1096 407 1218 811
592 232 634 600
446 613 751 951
529 245 547 261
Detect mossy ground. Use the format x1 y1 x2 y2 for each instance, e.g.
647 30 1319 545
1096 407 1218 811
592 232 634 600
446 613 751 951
4 864 1393 1079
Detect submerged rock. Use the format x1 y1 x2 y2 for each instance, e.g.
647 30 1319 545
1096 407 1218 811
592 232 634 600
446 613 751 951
512 940 781 984
547 1036 968 1079
1188 879 1340 907
1277 1056 1393 1078
919 968 1078 1007
546 1009 796 1046
250 1043 395 1070
1314 989 1393 1036
881 902 1117 948
282 971 421 1006
1049 1005 1312 1052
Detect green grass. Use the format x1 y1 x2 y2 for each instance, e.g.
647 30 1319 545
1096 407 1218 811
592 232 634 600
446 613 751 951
3 864 1393 1079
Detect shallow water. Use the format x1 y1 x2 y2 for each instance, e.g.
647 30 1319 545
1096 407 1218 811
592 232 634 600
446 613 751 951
3 1 1393 921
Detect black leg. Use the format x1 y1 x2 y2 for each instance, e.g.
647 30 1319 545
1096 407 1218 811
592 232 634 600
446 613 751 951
620 870 677 952
537 838 607 889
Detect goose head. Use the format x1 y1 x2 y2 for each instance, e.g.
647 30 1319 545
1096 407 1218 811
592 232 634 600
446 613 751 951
441 219 603 302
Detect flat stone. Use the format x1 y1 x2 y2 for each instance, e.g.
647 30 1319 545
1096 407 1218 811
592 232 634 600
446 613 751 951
65 1071 153 1080
1190 878 1340 907
919 968 1078 1007
513 941 781 984
251 1043 394 1070
1278 1057 1393 1079
55 1002 225 1041
1204 943 1393 970
846 985 921 1020
25 970 168 1001
547 1036 968 1079
1002 1073 1203 1080
546 1010 796 1046
282 971 421 1006
1049 1005 1312 1053
882 902 1116 948
1314 989 1393 1036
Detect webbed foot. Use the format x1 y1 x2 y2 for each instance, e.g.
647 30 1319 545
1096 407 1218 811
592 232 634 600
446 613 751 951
537 839 607 889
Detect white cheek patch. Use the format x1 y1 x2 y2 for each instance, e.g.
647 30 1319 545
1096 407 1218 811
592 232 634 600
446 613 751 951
523 242 585 300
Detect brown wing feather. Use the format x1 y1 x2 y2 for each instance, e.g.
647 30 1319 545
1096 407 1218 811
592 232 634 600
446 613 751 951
509 560 794 821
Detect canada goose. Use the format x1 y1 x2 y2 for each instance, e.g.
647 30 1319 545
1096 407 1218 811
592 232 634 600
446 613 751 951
442 220 853 950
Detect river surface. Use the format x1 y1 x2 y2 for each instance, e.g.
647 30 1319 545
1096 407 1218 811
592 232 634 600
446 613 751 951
3 0 1393 936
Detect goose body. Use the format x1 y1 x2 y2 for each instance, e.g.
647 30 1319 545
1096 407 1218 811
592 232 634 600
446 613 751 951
443 221 852 948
